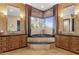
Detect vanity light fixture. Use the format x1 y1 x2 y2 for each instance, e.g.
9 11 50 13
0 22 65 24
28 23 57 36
75 10 79 15
1 10 7 15
60 13 63 18
74 10 79 18
20 14 24 18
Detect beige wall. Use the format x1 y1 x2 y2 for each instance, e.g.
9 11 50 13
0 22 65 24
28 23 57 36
74 4 79 33
0 3 27 34
57 3 79 33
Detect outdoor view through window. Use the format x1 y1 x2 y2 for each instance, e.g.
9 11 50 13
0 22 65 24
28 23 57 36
30 16 55 37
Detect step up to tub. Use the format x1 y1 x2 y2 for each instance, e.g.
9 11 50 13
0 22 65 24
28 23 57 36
27 37 55 42
27 37 55 49
27 42 53 44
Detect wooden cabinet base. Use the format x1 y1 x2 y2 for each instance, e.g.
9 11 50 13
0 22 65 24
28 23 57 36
69 37 79 54
56 35 79 54
0 35 27 53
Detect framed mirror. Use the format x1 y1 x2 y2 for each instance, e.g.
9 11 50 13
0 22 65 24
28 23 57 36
63 5 75 33
64 19 70 32
7 6 20 32
63 17 74 32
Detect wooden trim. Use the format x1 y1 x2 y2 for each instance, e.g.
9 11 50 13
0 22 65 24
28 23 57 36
28 5 32 37
24 4 32 36
56 4 59 34
53 4 59 34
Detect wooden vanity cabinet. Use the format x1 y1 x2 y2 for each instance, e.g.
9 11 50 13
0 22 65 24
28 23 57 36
69 37 79 53
55 35 62 48
0 35 27 53
8 35 27 51
20 35 26 48
61 36 70 50
0 37 2 53
8 36 20 50
56 35 69 50
56 35 79 54
12 36 20 49
1 37 8 52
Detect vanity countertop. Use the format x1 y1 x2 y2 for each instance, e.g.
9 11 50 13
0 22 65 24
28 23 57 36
0 33 27 37
58 32 79 37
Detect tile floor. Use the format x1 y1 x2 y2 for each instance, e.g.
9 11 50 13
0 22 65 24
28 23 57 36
0 47 76 55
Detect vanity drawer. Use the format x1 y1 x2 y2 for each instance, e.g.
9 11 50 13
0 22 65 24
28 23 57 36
19 35 26 47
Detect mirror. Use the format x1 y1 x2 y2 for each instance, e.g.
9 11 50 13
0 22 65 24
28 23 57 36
7 6 20 32
63 5 75 33
63 17 74 32
64 19 70 32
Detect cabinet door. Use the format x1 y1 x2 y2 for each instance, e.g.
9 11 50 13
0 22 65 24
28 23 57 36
19 35 26 48
69 37 79 53
1 37 8 52
55 35 62 48
8 36 21 51
0 37 2 53
8 36 13 50
61 36 69 50
8 37 12 50
8 36 20 50
56 35 69 50
14 36 20 49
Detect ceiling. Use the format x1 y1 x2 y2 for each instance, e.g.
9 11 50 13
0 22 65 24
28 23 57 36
27 3 56 11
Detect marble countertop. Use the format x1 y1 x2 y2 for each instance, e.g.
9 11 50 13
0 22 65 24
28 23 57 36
58 32 79 37
0 32 27 37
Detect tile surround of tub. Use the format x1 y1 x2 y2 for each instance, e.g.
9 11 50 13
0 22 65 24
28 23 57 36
27 37 55 49
27 37 55 42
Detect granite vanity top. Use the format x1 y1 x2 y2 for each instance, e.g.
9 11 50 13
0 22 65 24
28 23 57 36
58 32 79 37
0 32 27 37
